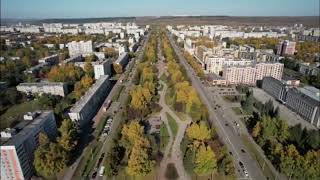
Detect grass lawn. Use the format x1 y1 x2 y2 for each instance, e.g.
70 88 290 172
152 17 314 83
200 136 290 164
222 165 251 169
190 173 236 180
166 112 178 138
114 168 156 180
160 73 168 83
93 117 107 138
160 123 170 152
0 100 42 130
176 111 187 121
112 85 124 102
232 107 249 116
241 135 276 180
73 140 103 178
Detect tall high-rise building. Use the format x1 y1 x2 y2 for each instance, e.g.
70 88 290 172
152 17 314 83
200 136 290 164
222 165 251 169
277 40 296 56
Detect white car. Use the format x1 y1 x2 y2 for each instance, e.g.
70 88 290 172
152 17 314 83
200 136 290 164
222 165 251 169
244 170 249 177
99 166 105 176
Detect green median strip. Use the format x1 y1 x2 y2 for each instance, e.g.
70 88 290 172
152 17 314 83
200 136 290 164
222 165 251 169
241 135 277 180
166 112 178 137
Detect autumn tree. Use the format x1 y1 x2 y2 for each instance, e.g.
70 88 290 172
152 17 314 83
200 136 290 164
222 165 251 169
194 144 217 176
113 63 123 74
85 54 97 62
84 62 94 78
121 121 154 176
57 119 78 152
186 122 211 141
47 64 83 83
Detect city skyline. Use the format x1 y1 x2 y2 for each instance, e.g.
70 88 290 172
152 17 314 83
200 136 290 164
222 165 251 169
1 0 319 19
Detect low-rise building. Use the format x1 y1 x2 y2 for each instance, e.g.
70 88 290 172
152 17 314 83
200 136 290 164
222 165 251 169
286 87 320 128
0 111 58 180
68 75 111 127
16 82 68 97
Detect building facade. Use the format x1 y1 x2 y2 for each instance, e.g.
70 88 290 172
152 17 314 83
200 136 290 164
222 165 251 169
277 40 296 56
286 88 320 128
94 59 112 80
68 75 111 127
0 111 58 180
16 82 68 97
262 77 289 102
67 40 93 56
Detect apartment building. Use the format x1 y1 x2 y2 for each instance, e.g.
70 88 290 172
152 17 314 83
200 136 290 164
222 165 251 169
255 63 283 81
205 57 252 74
67 40 93 56
277 40 296 56
223 63 283 85
0 111 58 180
223 66 257 85
68 75 111 127
38 54 59 64
16 82 68 97
114 52 129 67
94 59 112 79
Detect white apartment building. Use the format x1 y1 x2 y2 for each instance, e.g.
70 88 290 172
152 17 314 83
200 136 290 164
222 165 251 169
0 111 58 180
223 63 283 85
68 75 111 127
255 63 283 81
94 59 112 80
67 40 93 56
205 57 252 74
16 82 68 97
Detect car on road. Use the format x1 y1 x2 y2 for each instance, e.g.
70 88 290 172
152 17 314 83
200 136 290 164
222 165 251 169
241 149 246 153
91 171 97 178
239 161 244 168
229 151 233 155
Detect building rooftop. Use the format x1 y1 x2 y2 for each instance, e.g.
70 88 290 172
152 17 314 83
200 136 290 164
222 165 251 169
115 52 128 64
298 86 320 102
70 75 109 113
1 111 53 146
17 82 65 87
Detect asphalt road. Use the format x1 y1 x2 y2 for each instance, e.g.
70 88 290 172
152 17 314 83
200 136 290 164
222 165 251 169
92 33 151 180
167 32 266 180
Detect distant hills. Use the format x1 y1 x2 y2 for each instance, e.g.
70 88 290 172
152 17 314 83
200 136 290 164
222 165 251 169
1 16 319 27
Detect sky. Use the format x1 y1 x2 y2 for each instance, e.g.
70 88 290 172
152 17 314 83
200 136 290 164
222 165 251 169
1 0 319 19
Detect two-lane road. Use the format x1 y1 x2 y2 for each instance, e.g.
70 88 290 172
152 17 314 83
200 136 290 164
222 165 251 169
167 32 266 180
